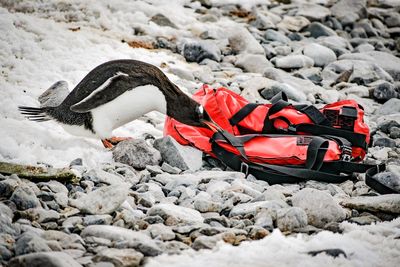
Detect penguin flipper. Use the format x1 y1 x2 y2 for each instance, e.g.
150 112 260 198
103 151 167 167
70 72 133 113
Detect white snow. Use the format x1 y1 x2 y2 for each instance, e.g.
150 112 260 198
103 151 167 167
147 218 400 267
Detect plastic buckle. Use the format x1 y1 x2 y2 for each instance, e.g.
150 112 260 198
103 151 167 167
240 162 249 176
340 145 352 161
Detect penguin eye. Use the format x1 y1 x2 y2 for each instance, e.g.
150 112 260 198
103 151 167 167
197 105 204 118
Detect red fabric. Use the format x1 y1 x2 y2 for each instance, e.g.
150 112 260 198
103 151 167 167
164 85 370 164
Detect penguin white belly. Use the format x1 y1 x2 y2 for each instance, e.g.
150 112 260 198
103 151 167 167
90 85 167 139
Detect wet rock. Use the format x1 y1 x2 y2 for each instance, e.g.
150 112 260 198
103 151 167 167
276 207 308 232
81 225 162 256
113 139 161 170
296 4 331 22
150 13 177 28
15 232 52 256
69 184 129 214
303 43 336 67
277 16 310 32
376 98 400 115
147 203 204 225
93 248 143 267
8 252 81 267
292 188 346 227
182 40 221 63
154 136 203 171
235 53 272 73
38 81 69 108
264 29 290 44
373 82 398 103
274 55 314 69
229 200 288 217
341 194 400 214
228 26 265 55
10 184 41 210
331 0 367 26
306 22 337 38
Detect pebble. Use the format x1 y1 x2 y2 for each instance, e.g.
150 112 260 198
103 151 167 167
10 184 41 210
8 252 81 267
306 22 337 38
147 203 204 225
303 43 336 67
229 200 288 217
93 248 144 267
292 188 346 228
276 207 308 232
264 29 290 44
274 55 314 69
181 39 221 63
228 26 265 55
69 184 129 215
341 194 400 214
235 53 272 73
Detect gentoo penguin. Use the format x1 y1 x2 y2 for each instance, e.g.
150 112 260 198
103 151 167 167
19 59 213 147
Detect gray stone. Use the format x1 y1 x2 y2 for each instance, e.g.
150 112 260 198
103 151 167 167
365 51 400 81
83 215 113 226
373 82 398 103
341 194 400 214
377 98 400 115
348 213 381 225
182 39 221 63
0 203 18 236
331 0 367 26
93 248 143 267
306 22 337 38
15 232 52 256
8 252 81 267
373 137 396 148
69 184 129 214
296 4 331 21
150 13 177 28
169 67 194 81
154 136 203 171
276 207 308 232
274 55 314 69
0 175 21 197
303 43 336 67
318 36 351 57
0 245 12 261
228 26 265 55
194 199 222 213
81 225 162 256
161 162 181 174
22 208 60 223
264 29 290 44
147 223 175 241
112 139 161 170
277 16 310 32
229 200 288 217
254 209 274 231
38 81 69 108
147 203 204 224
292 188 346 227
251 11 276 30
235 53 272 73
260 82 307 102
10 184 41 210
322 59 393 86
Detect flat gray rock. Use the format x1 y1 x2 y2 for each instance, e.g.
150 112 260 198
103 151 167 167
235 53 272 74
296 4 331 21
341 194 400 214
292 188 346 228
8 252 81 267
303 43 336 67
331 0 367 25
229 200 288 217
147 203 204 224
10 184 41 210
154 136 202 171
69 184 129 214
93 248 143 267
228 25 265 55
276 207 308 232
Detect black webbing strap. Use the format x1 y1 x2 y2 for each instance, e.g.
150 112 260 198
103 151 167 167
296 105 331 126
262 100 291 133
229 103 260 126
294 123 368 149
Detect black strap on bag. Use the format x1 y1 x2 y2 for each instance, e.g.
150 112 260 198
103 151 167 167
210 130 391 194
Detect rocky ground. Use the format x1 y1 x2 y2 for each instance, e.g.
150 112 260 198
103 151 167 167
1 0 400 266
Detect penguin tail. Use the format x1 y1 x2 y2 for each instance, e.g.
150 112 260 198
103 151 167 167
18 106 54 122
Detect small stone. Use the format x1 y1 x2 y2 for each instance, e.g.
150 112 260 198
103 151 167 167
274 55 314 69
228 26 265 55
161 162 181 174
235 53 272 73
22 208 60 223
147 224 175 241
93 248 144 267
348 213 381 225
0 175 21 198
292 188 346 228
113 139 161 170
69 184 129 215
276 207 308 232
331 0 367 26
147 203 204 225
377 98 400 115
229 200 288 217
0 203 18 236
15 232 52 256
8 252 81 267
390 127 400 139
306 22 337 38
372 171 400 193
296 4 331 21
373 82 398 103
38 81 69 108
182 40 221 63
341 194 400 214
154 136 203 171
83 215 113 226
248 226 269 240
373 137 396 148
303 43 336 67
277 16 310 32
194 199 222 213
150 13 177 28
264 29 290 44
10 184 41 210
